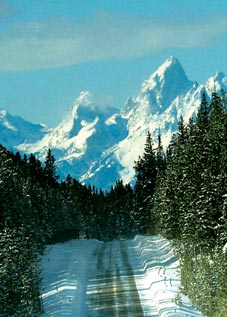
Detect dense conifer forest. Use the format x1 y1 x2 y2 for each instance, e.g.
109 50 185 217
153 90 227 316
0 89 226 315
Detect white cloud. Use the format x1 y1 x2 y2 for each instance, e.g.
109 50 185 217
0 12 227 72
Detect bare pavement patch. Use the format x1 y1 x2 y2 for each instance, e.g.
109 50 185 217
40 236 204 317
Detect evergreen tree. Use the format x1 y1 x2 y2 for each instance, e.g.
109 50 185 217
134 131 157 233
156 133 166 178
44 148 59 186
0 226 42 316
106 180 134 239
154 89 227 247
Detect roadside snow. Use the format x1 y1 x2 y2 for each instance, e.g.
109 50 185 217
40 235 204 317
223 242 227 253
41 240 98 317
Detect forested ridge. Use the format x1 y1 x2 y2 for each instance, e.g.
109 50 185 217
0 89 227 316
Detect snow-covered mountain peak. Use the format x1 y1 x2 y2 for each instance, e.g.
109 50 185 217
75 91 94 107
70 90 117 121
71 91 98 118
142 56 189 89
2 57 227 189
153 56 181 77
0 109 49 150
205 71 227 93
139 56 194 113
0 109 17 131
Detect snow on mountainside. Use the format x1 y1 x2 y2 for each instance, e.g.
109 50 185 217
1 56 227 188
81 57 227 186
0 109 49 150
18 91 128 185
139 56 194 113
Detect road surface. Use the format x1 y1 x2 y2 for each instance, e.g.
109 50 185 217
40 235 204 317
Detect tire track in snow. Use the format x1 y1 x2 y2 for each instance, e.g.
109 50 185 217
86 240 144 316
41 236 204 317
86 242 118 316
86 241 123 316
118 241 144 316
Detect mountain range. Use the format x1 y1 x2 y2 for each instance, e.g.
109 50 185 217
1 56 227 189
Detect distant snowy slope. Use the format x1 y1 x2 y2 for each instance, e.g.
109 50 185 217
18 91 128 184
1 57 227 188
81 57 227 186
40 235 204 317
0 109 49 149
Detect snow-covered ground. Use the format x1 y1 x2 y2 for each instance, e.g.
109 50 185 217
40 235 204 317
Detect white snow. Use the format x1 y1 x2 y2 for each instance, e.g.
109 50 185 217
223 242 227 253
141 56 178 93
5 57 227 189
0 109 17 131
40 235 204 317
105 114 118 125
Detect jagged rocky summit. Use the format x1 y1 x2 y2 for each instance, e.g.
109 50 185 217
1 57 227 189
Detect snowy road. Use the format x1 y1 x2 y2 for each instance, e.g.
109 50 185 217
40 236 204 317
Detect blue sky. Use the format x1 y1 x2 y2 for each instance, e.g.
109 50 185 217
0 0 227 126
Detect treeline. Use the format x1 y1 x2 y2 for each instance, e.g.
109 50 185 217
0 88 227 315
136 89 227 316
0 134 164 315
0 143 136 315
60 177 135 241
0 146 79 315
153 90 227 247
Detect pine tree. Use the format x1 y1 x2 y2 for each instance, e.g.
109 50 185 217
134 131 157 233
28 153 44 181
156 133 166 177
106 180 134 239
153 135 181 239
0 226 42 316
44 148 59 186
196 91 209 130
154 89 227 246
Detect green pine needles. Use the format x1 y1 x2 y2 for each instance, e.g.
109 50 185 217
0 89 226 315
152 90 227 315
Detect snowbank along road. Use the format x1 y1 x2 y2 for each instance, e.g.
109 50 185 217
40 235 204 317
